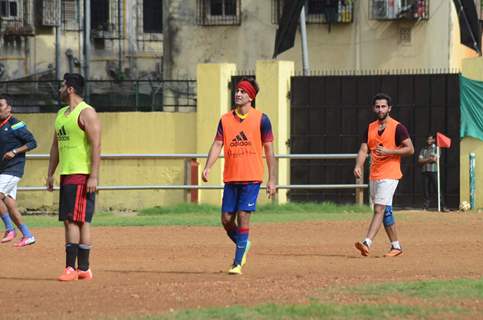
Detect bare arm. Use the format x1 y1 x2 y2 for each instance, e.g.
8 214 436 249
263 142 277 198
376 138 414 157
201 140 223 182
354 143 368 179
46 132 59 191
80 108 102 193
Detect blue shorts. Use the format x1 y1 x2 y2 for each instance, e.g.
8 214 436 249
222 183 261 213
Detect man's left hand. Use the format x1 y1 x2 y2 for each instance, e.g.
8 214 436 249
376 145 391 156
87 176 98 193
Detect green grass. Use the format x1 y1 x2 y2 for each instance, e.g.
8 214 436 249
22 202 372 228
350 277 483 299
135 303 465 320
127 278 483 320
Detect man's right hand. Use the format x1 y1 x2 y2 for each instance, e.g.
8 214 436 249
201 168 209 182
354 167 362 179
46 176 54 192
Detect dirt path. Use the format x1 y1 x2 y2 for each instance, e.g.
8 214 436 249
1 211 482 319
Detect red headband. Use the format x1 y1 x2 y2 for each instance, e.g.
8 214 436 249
236 81 257 100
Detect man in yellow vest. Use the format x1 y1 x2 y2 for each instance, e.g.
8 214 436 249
353 93 414 258
202 77 277 275
47 73 101 281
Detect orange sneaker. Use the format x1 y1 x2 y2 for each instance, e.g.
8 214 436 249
354 241 370 256
58 267 78 281
384 247 403 257
77 269 93 280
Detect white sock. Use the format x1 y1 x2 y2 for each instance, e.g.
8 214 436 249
364 238 373 247
391 241 401 250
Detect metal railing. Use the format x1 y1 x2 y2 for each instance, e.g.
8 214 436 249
0 79 196 113
20 153 367 203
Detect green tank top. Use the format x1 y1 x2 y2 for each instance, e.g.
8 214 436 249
55 101 92 175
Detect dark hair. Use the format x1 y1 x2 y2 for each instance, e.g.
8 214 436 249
427 133 435 139
372 93 392 106
0 94 14 106
240 76 259 95
63 73 85 96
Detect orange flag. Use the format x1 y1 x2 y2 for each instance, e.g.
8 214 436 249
436 132 451 148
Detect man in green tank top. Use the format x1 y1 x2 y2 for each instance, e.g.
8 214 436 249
47 73 101 281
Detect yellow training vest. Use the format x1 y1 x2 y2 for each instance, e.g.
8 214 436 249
55 101 92 175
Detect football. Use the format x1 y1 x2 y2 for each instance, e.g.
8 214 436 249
459 201 471 212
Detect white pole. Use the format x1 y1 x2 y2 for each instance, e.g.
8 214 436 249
299 5 310 76
437 146 441 212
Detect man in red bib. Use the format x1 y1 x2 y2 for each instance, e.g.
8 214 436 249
354 93 414 258
202 77 277 275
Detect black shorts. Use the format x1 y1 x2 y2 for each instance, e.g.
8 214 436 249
59 183 96 223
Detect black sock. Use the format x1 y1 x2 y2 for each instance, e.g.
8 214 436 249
78 244 91 271
65 243 79 269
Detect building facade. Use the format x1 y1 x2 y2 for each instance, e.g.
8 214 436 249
0 0 163 80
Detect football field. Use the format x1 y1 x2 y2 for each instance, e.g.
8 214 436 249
0 208 482 319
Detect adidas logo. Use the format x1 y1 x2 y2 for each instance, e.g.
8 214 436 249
230 131 252 147
57 125 69 141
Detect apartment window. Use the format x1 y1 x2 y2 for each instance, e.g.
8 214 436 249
143 0 162 33
90 0 119 38
271 0 353 24
92 0 110 31
62 0 81 30
0 0 18 18
369 0 429 20
197 0 241 26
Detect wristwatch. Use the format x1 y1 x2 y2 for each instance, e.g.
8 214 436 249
12 149 17 155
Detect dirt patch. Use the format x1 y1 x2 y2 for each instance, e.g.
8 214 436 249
0 211 482 319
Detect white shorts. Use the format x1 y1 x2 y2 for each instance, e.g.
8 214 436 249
0 174 21 199
369 179 399 206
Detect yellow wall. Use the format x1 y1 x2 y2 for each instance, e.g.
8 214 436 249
196 63 236 204
448 4 481 70
256 60 294 204
16 112 196 211
460 58 483 208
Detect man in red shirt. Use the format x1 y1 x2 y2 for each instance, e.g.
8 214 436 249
202 77 277 275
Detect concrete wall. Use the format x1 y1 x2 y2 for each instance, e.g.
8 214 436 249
16 112 196 211
460 58 483 209
165 0 480 79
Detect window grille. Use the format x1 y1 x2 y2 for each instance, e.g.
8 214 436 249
272 0 353 25
369 0 429 20
197 0 241 26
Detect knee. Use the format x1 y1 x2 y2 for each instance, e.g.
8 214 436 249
221 214 234 227
383 205 395 227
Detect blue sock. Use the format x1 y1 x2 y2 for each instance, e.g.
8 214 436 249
1 212 14 231
234 228 249 266
19 224 32 238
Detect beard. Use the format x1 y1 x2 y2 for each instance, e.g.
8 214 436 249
60 91 69 103
377 112 388 121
